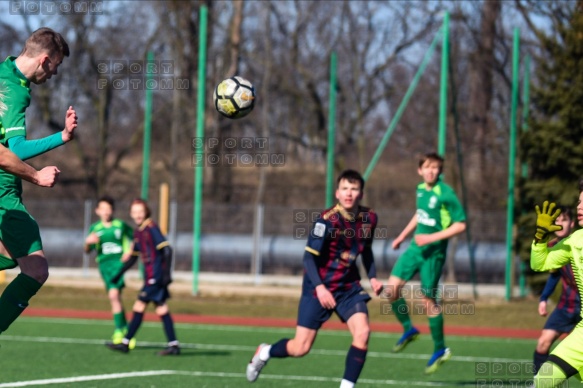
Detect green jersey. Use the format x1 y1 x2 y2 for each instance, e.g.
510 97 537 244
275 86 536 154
0 56 30 206
414 180 466 236
531 229 583 319
0 56 64 208
87 219 133 264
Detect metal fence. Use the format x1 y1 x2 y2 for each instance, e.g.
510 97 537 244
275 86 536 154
27 199 510 283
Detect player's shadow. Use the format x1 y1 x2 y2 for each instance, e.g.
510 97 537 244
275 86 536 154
134 345 229 358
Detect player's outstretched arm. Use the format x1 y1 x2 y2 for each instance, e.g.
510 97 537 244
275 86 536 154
414 221 466 247
111 255 138 284
0 143 59 186
392 214 417 249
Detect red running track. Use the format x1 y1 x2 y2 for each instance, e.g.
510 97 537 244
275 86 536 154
23 308 540 339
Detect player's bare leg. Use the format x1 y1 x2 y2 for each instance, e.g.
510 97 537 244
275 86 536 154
247 326 317 382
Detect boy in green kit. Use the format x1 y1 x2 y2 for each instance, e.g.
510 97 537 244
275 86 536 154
0 27 77 335
384 152 466 374
85 196 135 347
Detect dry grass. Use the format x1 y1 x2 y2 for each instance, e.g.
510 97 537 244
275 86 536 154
8 282 546 331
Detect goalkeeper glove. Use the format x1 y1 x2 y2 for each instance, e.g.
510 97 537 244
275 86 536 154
534 201 562 242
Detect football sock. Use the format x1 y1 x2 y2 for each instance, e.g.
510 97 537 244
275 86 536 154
125 311 144 340
269 339 290 358
533 351 549 375
534 361 567 387
391 298 412 331
428 314 445 352
342 345 367 384
160 313 177 342
113 312 127 331
339 379 355 388
0 273 42 334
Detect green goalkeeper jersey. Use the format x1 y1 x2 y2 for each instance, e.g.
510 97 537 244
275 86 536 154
531 229 583 318
414 179 466 236
87 219 133 264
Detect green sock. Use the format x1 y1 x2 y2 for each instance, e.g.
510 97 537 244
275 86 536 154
391 298 412 332
113 311 127 331
428 314 445 352
0 273 42 334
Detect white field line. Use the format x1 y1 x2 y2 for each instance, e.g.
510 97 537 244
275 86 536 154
0 369 472 387
0 334 530 363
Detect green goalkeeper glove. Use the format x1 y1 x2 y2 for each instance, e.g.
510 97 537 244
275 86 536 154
534 201 562 242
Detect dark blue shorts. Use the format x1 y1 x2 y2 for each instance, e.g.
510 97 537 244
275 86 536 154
544 307 581 333
138 284 170 305
297 287 371 330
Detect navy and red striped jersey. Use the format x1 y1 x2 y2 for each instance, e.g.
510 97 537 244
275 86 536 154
132 219 170 285
557 265 580 314
303 204 378 294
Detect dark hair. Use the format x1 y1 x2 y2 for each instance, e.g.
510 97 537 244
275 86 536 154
579 177 583 193
418 152 444 169
337 169 365 190
557 205 574 221
21 27 69 58
96 195 115 210
130 198 151 219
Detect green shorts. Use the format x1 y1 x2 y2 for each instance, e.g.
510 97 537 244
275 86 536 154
0 206 42 261
98 259 125 291
390 242 446 298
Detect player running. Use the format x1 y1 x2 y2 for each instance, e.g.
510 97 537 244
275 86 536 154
246 170 383 388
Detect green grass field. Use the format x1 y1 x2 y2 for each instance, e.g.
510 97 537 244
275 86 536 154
0 316 536 387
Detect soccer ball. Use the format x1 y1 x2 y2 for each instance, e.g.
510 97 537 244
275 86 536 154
213 76 255 119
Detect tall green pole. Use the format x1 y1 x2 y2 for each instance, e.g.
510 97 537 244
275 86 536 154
141 51 154 200
363 27 442 181
505 28 520 301
326 52 337 206
438 12 449 157
519 54 531 297
521 55 531 178
193 5 208 295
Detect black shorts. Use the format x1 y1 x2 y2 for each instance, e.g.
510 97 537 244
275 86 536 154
297 287 371 330
544 307 581 333
138 283 170 305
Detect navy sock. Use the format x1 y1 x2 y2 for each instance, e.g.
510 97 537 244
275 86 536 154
160 313 177 343
533 351 549 375
343 345 367 383
125 311 144 340
269 339 290 358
